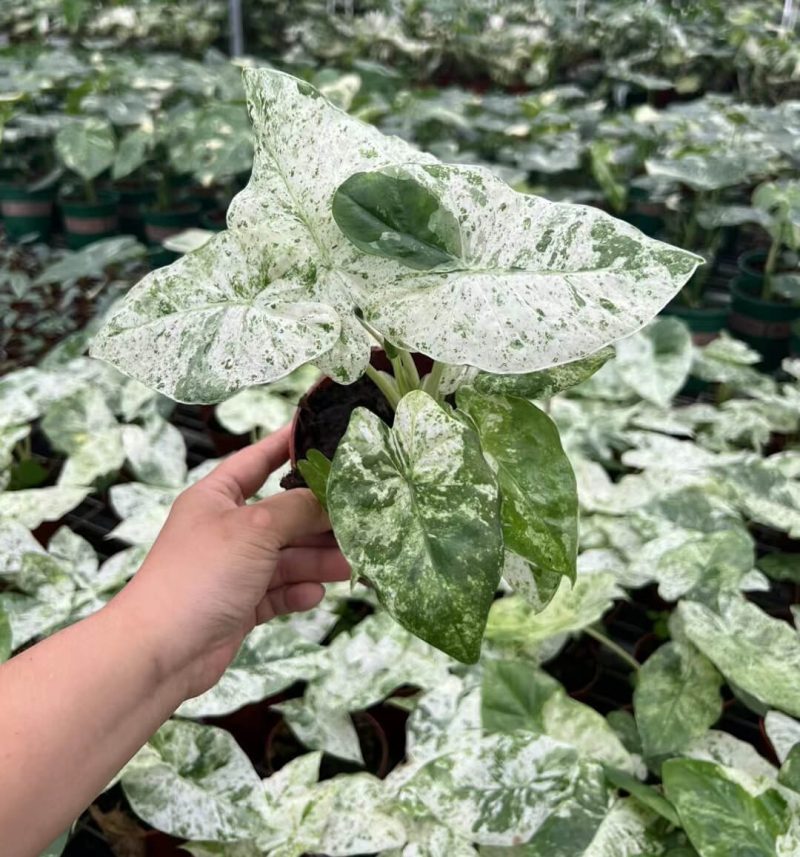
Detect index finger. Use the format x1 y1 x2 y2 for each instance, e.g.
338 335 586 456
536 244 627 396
202 424 292 503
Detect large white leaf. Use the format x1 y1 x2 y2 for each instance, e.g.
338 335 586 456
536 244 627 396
0 520 45 575
765 712 800 765
0 486 90 529
278 612 450 762
121 720 266 842
679 596 800 717
92 69 697 401
122 416 188 487
177 624 324 718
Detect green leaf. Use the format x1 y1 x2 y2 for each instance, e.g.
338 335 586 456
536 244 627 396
400 731 603 846
485 574 622 657
663 758 794 857
779 744 800 794
35 236 146 285
634 641 723 759
679 596 800 717
121 720 266 842
297 449 332 511
481 660 635 772
757 554 800 584
55 117 116 182
481 659 558 733
457 388 577 582
502 553 562 612
332 169 462 270
474 348 614 400
328 391 503 662
602 766 680 826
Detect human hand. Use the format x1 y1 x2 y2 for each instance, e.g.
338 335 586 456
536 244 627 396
114 425 349 700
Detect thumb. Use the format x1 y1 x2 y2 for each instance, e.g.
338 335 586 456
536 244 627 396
241 488 331 547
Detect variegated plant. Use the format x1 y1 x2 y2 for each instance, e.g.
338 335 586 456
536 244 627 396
91 68 700 661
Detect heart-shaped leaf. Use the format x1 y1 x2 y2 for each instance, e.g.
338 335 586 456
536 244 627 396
328 390 503 662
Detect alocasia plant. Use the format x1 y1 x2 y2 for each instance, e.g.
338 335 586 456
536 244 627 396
90 68 699 661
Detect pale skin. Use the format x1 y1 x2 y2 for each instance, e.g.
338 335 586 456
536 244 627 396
0 426 350 857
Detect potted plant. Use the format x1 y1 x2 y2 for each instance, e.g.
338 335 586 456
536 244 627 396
55 117 119 249
730 179 800 369
0 94 58 243
111 127 157 240
91 69 699 662
645 149 757 342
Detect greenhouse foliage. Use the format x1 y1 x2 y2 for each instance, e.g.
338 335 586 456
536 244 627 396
1 1 800 855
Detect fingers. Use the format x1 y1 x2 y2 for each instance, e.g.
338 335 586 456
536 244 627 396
242 488 331 548
201 424 292 503
255 582 325 624
271 546 351 588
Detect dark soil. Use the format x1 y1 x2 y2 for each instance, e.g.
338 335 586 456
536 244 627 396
281 373 394 489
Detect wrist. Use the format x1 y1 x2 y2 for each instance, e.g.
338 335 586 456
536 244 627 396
101 581 194 707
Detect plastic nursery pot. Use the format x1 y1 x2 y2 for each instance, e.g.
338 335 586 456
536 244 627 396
286 350 434 482
660 300 729 346
728 275 800 371
0 183 55 242
265 711 390 779
113 181 156 239
142 202 201 245
622 186 665 238
792 321 800 357
182 184 223 212
61 192 119 250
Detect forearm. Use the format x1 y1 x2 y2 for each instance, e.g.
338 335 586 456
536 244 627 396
0 596 187 857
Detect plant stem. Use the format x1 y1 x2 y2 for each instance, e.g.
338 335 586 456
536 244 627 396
398 349 421 389
422 360 446 399
84 177 97 205
357 316 385 348
365 364 401 410
585 626 640 671
762 230 782 301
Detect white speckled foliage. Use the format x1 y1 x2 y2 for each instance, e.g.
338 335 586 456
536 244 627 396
92 68 699 400
328 391 503 662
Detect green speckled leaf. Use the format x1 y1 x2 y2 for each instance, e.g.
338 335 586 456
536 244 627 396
0 520 45 575
95 68 697 399
278 612 449 762
122 416 187 488
91 231 341 403
679 596 800 717
602 767 680 827
474 348 614 400
177 624 323 718
328 391 503 662
682 730 778 782
332 169 462 270
663 758 794 857
121 720 266 842
502 553 562 613
0 486 90 529
485 574 622 658
634 641 723 759
400 731 601 846
359 162 699 374
765 712 800 764
458 388 577 582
